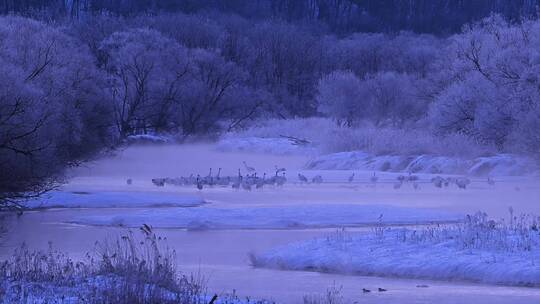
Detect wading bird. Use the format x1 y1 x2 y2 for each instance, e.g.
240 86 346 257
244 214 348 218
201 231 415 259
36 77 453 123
312 175 323 184
455 177 470 189
275 165 286 175
276 172 287 186
196 175 203 190
370 172 379 184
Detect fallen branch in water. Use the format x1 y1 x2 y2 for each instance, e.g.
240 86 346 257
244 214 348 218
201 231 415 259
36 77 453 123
279 135 311 146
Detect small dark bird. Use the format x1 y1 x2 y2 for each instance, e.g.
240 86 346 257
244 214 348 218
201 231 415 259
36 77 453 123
196 175 203 190
151 178 165 187
362 288 371 293
378 288 387 292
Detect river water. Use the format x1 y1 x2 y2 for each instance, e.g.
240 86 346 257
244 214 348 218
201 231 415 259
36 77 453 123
2 144 540 303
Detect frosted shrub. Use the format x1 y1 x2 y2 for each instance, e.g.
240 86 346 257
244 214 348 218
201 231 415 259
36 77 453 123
216 290 276 304
84 228 208 304
316 71 366 126
303 285 344 304
321 126 493 157
388 211 540 253
325 228 352 250
227 118 494 158
0 242 89 285
0 228 207 304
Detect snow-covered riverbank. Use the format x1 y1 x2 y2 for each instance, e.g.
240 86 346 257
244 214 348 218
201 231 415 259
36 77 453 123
252 212 540 287
306 152 538 177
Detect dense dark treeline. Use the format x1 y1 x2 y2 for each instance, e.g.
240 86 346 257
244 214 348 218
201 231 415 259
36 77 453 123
350 0 540 34
2 0 540 34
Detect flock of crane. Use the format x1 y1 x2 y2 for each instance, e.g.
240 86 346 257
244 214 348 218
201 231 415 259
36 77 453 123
149 162 287 191
142 161 494 191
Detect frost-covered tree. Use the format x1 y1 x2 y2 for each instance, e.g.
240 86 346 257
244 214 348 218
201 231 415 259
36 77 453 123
175 49 254 136
316 70 366 126
100 27 261 137
364 72 422 126
100 28 190 137
246 21 323 117
508 105 540 156
0 16 114 209
0 59 58 210
136 13 224 50
2 9 540 189
430 15 540 151
0 16 113 158
68 14 128 62
429 74 497 140
324 33 441 78
317 70 421 127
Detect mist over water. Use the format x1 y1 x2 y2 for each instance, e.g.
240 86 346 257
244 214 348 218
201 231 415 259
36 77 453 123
71 143 309 179
68 144 540 217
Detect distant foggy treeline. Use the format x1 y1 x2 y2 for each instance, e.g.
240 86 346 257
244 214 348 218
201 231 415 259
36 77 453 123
2 0 540 34
2 9 540 208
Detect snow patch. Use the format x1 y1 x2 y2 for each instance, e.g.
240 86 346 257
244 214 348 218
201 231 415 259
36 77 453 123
216 137 316 155
25 190 205 209
306 152 537 176
125 134 172 144
70 204 461 229
468 154 535 176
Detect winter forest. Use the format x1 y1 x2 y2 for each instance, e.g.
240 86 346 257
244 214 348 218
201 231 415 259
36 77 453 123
1 1 540 304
